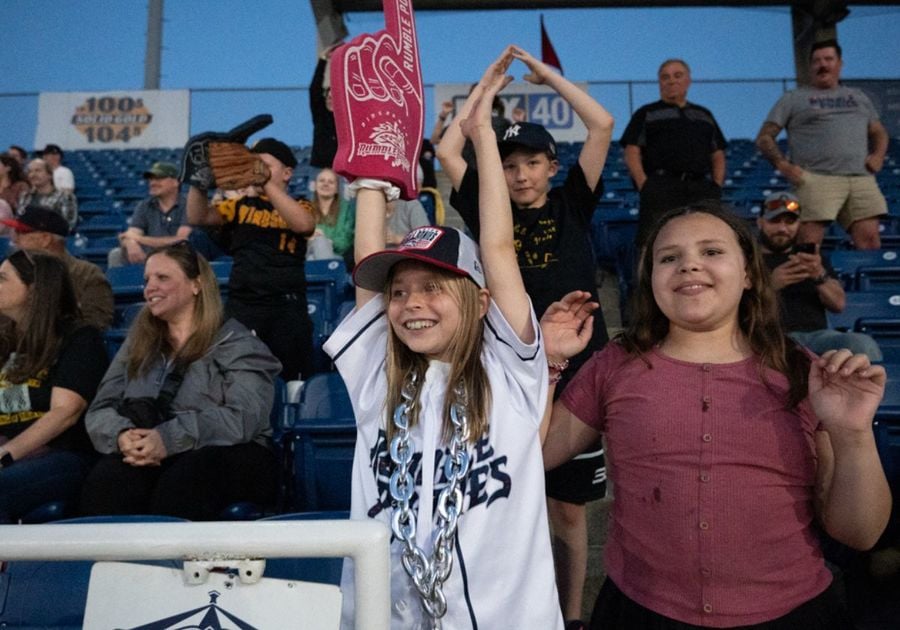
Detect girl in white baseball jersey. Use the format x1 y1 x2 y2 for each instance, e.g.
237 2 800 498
324 50 595 629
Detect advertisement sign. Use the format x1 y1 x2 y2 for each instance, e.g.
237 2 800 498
35 90 190 150
434 82 588 142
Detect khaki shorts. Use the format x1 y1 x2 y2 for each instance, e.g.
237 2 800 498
794 170 887 228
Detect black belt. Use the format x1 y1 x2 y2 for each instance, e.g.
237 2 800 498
653 169 709 182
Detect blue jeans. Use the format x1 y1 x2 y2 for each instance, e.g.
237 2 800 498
0 449 94 523
790 330 883 362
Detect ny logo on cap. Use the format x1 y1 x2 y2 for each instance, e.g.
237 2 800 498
503 124 522 140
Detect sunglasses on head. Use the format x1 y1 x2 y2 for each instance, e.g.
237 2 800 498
764 196 800 212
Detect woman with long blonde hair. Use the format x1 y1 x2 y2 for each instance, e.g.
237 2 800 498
81 241 281 520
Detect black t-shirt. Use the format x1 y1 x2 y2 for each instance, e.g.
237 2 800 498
620 100 727 176
217 195 309 304
0 325 109 452
763 252 835 332
450 162 609 368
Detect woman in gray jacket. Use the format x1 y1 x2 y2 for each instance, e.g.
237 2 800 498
80 241 282 520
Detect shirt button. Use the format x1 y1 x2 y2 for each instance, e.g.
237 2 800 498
700 473 710 482
703 603 713 613
701 568 711 577
699 521 709 530
702 364 711 372
702 433 712 443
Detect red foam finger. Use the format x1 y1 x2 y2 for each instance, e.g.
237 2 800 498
330 0 424 200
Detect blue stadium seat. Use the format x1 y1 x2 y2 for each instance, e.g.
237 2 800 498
285 373 356 512
0 515 186 628
106 264 145 300
306 258 352 321
829 249 900 289
827 291 900 332
76 213 127 239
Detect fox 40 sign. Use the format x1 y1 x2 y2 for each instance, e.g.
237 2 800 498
434 82 588 143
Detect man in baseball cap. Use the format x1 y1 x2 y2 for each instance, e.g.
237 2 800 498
39 143 75 193
109 161 190 268
758 191 881 361
2 205 113 330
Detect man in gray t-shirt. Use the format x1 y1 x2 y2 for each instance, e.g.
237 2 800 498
756 40 889 250
107 162 191 267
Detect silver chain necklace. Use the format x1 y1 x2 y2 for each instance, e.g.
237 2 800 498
389 372 471 628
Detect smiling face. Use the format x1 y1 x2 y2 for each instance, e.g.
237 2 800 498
0 259 31 323
810 46 842 89
386 262 469 362
650 213 750 337
314 168 339 201
147 175 179 199
143 252 200 324
501 149 558 209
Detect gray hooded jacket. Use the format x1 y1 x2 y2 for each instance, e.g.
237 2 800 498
86 318 282 456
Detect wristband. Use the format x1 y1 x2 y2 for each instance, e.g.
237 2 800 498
812 272 829 286
346 178 401 202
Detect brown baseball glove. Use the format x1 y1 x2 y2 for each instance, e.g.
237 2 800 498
209 142 270 190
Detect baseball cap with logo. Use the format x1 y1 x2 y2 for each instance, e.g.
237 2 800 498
353 226 485 291
762 191 801 221
143 161 179 179
1 205 70 236
251 138 298 169
498 122 557 159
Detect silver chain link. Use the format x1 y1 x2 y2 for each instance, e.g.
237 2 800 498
389 372 471 628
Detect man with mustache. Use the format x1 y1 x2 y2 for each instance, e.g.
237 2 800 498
756 40 889 250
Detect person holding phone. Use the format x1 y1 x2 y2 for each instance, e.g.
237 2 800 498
758 192 881 360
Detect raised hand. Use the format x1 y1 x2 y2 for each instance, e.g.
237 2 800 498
329 0 424 200
540 291 598 363
510 45 556 85
809 349 885 437
460 50 513 142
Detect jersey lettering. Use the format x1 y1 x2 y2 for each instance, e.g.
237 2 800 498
366 428 511 528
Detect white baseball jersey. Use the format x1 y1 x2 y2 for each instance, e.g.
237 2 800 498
324 296 563 630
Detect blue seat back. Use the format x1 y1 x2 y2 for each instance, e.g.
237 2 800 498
827 291 900 331
288 373 356 512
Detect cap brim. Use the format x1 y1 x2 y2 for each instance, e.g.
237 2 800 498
353 250 472 292
0 218 32 232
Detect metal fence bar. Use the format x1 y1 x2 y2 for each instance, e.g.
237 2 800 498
0 520 391 630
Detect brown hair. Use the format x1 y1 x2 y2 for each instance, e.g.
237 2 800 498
0 153 25 184
383 263 491 444
1 250 80 383
310 168 341 228
620 202 810 408
125 241 223 378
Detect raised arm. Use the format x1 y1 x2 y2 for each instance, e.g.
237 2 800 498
186 187 224 226
511 45 613 190
460 51 533 342
436 46 516 189
810 350 891 549
354 188 388 308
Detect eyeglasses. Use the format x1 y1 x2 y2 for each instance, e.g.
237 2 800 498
764 195 800 213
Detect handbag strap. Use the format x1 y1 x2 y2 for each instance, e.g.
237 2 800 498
155 361 188 419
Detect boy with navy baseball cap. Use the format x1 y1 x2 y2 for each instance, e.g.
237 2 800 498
437 44 614 628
